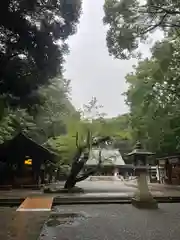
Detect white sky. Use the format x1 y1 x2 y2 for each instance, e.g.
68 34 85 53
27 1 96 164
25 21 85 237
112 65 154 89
64 0 161 117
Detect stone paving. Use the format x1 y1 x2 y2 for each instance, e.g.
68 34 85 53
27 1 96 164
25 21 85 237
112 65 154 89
76 180 180 197
0 207 48 240
124 180 180 196
1 180 180 201
77 180 136 193
40 203 180 240
1 180 180 239
0 190 43 199
125 179 180 190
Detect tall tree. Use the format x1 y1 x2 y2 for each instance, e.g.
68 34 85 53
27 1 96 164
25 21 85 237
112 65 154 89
125 34 180 155
103 0 180 59
0 0 82 106
31 77 75 142
0 76 76 144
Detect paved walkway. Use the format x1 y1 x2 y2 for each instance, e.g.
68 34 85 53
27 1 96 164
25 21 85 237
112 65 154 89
40 203 180 240
77 180 180 197
0 189 43 199
0 180 180 203
77 180 136 193
124 180 180 192
0 207 48 240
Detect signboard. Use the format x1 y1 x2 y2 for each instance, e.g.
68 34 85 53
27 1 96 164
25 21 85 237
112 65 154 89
169 158 179 164
159 159 166 165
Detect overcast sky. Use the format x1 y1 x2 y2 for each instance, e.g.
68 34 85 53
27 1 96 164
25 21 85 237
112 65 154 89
64 0 153 117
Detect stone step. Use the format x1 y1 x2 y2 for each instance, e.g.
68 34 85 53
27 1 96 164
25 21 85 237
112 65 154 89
17 197 53 212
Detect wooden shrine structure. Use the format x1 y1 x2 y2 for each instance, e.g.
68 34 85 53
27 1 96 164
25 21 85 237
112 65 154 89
0 132 57 187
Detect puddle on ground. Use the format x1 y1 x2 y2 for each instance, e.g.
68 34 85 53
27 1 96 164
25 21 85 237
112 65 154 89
46 212 87 227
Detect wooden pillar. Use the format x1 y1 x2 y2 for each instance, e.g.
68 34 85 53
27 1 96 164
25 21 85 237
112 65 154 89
165 160 172 184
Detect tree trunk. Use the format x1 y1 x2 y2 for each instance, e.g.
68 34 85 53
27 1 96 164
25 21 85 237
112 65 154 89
64 152 89 189
64 138 105 190
64 175 77 189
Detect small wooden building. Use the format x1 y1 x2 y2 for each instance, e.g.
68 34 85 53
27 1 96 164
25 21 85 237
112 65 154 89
0 132 57 187
156 154 180 185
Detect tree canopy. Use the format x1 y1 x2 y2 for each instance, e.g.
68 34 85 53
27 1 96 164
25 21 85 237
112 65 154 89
103 0 180 156
0 76 76 144
125 32 180 155
103 0 180 59
46 103 132 166
0 0 82 106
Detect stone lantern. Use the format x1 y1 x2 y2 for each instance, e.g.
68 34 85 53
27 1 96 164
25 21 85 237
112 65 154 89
127 141 158 209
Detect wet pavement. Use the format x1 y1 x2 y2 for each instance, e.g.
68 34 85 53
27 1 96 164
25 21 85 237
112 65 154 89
0 190 43 199
124 180 180 196
1 202 180 239
0 180 179 208
76 180 180 197
77 180 136 193
0 207 48 240
1 180 180 201
40 203 180 240
1 180 180 239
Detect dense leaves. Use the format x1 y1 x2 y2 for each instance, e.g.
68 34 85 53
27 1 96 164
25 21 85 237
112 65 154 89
103 0 180 154
0 76 76 144
46 110 132 166
0 0 81 106
45 115 84 165
125 33 180 155
103 0 180 59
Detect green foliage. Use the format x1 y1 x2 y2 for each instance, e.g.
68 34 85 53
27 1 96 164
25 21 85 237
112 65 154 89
103 0 180 59
46 135 77 166
104 114 132 139
125 33 180 155
0 108 36 143
45 115 88 165
81 97 107 120
0 0 82 106
31 77 75 142
80 98 132 142
46 110 132 165
0 76 76 144
0 1 83 169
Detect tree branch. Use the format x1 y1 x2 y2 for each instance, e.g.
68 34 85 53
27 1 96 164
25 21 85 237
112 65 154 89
162 23 180 28
149 5 180 15
140 13 168 35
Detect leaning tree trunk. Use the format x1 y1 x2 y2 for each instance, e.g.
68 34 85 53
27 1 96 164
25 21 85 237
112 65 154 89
64 133 107 190
64 151 100 189
64 147 88 189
